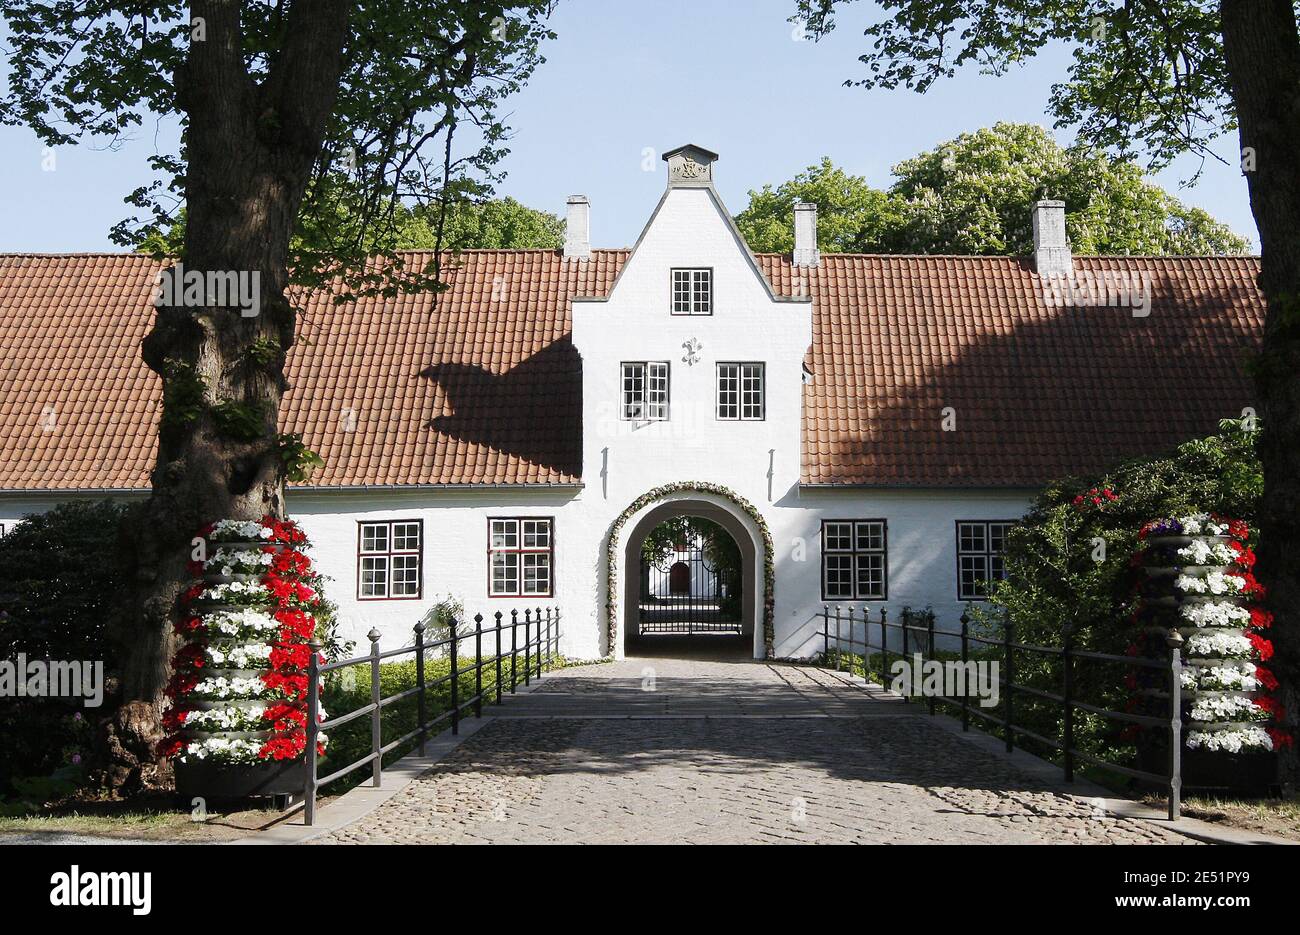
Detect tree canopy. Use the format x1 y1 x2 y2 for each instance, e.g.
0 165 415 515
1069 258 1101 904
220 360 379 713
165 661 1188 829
735 123 1249 256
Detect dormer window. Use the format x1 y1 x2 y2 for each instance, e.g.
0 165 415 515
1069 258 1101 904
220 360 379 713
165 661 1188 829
671 268 711 315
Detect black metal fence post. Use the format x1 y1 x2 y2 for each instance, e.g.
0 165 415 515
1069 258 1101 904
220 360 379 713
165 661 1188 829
959 612 970 732
510 609 518 694
879 608 888 688
535 607 544 679
450 619 460 735
926 612 936 716
495 611 503 704
545 607 554 670
834 604 843 671
368 627 382 786
474 614 483 718
1166 628 1184 821
414 621 427 756
304 639 322 826
524 608 532 687
1062 625 1075 782
901 608 909 670
1003 619 1015 754
821 605 829 663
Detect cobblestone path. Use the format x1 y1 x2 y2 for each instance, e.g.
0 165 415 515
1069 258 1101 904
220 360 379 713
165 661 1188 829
317 657 1193 845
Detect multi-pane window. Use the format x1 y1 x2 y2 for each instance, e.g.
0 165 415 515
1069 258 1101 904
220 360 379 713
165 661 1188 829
716 362 764 420
671 268 712 315
957 521 1014 599
358 520 422 600
489 518 554 597
621 362 670 420
821 520 887 600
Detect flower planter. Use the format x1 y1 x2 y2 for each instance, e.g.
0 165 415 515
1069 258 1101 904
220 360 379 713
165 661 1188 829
161 516 328 804
1137 741 1276 794
175 755 304 801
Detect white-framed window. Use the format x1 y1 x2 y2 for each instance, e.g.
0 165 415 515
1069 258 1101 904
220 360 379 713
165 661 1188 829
489 517 554 597
621 361 670 420
716 362 764 420
822 520 887 600
671 268 712 315
957 521 1014 600
358 519 423 600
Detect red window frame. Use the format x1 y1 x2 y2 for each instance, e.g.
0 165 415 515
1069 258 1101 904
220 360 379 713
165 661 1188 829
487 517 555 598
356 519 424 601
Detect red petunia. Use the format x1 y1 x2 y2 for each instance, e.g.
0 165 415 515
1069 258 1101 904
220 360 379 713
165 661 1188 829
1247 631 1274 662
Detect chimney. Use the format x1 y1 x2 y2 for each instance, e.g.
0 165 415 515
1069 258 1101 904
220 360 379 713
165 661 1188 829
564 195 590 260
1032 199 1071 278
793 202 819 267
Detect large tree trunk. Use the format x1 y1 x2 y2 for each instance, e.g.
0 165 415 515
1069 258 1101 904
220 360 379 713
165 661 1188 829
1220 0 1300 790
105 0 350 793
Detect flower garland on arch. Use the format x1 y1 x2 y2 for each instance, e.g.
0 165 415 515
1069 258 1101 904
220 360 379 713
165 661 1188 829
605 482 775 656
1130 513 1291 755
158 516 329 765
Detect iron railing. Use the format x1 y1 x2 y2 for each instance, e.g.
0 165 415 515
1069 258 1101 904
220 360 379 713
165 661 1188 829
303 606 561 825
820 605 1183 820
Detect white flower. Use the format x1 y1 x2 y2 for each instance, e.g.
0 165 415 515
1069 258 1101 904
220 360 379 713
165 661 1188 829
205 642 273 668
190 675 269 699
1180 601 1251 628
1176 539 1236 566
183 704 268 731
1189 694 1263 723
196 609 279 638
1184 629 1253 659
1175 571 1245 595
1185 726 1272 753
1181 663 1258 692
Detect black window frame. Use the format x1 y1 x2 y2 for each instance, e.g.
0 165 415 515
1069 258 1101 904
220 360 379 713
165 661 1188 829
955 520 1014 600
716 361 765 421
820 519 888 601
620 361 670 421
671 267 713 315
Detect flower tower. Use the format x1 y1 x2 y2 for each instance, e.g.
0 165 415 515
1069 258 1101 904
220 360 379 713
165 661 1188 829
1136 513 1288 789
159 516 328 800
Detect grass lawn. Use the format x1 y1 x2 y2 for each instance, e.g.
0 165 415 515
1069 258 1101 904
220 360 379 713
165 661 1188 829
1142 793 1300 842
0 795 298 842
0 649 575 841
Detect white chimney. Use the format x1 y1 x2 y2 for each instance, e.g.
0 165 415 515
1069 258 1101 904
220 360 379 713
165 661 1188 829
793 202 819 267
564 195 590 260
1032 199 1071 278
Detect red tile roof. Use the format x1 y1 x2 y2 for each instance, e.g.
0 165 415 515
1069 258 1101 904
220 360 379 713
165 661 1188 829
0 250 1262 491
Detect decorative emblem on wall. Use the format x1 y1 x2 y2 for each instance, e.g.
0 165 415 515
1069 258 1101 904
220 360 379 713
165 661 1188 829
677 155 704 179
681 337 702 366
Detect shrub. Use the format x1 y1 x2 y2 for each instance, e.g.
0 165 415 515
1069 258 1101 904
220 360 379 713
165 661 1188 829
0 500 129 801
968 419 1261 773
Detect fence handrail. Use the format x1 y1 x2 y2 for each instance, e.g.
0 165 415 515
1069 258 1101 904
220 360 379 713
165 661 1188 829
303 605 562 826
820 604 1182 820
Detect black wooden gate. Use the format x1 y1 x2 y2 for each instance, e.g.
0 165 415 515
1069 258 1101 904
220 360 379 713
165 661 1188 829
638 548 741 636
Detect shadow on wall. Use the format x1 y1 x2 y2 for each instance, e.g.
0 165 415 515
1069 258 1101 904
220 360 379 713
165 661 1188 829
820 269 1262 485
419 338 582 477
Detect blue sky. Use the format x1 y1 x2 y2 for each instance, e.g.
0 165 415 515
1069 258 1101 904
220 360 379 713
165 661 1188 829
0 0 1256 252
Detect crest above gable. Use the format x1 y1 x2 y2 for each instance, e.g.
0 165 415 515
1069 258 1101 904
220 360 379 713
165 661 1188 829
662 144 719 188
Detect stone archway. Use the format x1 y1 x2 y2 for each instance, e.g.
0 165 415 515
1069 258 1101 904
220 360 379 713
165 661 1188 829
604 483 774 659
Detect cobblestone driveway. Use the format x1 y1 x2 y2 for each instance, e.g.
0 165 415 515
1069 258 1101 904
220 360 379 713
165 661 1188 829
317 656 1193 845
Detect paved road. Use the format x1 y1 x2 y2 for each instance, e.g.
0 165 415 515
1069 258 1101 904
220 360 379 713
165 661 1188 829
317 654 1193 845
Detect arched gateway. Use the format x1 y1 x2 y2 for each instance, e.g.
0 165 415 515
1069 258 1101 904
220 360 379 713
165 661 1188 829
604 483 774 659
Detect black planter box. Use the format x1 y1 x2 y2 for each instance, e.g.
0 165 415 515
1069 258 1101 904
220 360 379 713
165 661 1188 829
175 756 304 802
1137 741 1277 794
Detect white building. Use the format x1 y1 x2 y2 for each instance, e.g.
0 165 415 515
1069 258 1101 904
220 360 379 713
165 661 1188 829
0 144 1265 661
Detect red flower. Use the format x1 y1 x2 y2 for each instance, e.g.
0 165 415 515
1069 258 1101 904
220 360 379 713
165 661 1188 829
1267 728 1295 750
1255 665 1279 691
1254 695 1286 720
1249 607 1274 630
1247 631 1274 662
